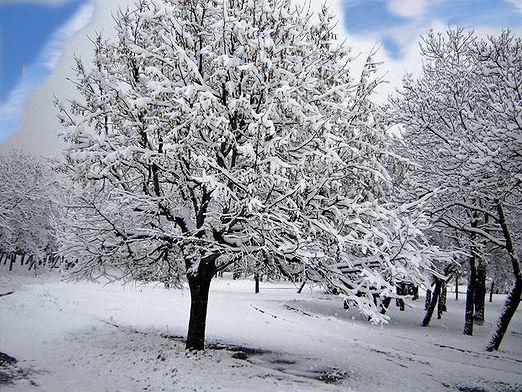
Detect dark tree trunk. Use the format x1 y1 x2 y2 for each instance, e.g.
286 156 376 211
423 280 442 326
27 255 35 271
185 260 215 351
254 274 260 294
438 281 447 319
425 289 432 310
297 281 306 294
464 255 477 336
20 254 26 266
486 277 522 351
474 262 486 325
486 200 521 351
455 274 459 301
489 280 494 303
9 254 15 271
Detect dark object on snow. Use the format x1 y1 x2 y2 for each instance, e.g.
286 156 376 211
0 291 14 298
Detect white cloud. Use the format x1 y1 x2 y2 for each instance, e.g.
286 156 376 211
387 0 428 18
504 0 522 13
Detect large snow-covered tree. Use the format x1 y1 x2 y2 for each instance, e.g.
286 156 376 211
56 0 438 350
391 29 521 350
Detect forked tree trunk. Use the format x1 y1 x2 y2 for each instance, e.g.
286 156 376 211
464 255 477 336
186 263 215 351
423 280 442 327
486 200 521 351
474 262 486 325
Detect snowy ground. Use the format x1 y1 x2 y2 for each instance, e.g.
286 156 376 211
1 264 521 392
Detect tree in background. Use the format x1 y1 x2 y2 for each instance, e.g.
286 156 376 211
391 29 521 350
0 150 57 267
56 0 439 350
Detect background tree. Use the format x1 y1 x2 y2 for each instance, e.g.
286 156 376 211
0 150 57 267
56 0 438 350
391 29 521 350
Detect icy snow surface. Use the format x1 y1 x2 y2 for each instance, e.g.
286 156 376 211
0 265 520 391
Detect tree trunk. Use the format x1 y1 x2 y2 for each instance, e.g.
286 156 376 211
438 281 447 319
254 273 260 294
486 277 521 351
474 262 486 325
464 255 477 336
455 274 459 301
425 289 432 310
486 200 521 351
9 254 15 271
297 281 306 294
423 280 442 326
186 264 214 351
489 280 494 303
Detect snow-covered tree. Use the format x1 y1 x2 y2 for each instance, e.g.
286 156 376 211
391 29 521 350
56 0 438 350
0 150 56 264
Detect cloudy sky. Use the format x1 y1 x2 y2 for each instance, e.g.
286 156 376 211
0 0 521 155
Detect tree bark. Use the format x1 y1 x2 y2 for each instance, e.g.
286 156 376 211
9 254 15 271
464 255 477 336
474 262 486 325
425 289 432 310
423 280 442 326
186 260 215 351
486 277 522 351
254 273 260 294
486 200 521 351
489 280 494 303
438 281 447 319
455 274 459 301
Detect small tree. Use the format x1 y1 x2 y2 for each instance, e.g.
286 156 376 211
57 0 437 350
391 29 521 350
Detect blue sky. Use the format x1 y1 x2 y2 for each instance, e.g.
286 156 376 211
0 0 521 142
0 1 86 103
342 0 522 59
0 0 93 141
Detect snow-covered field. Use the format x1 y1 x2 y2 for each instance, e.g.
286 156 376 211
1 264 521 392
